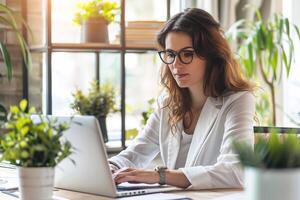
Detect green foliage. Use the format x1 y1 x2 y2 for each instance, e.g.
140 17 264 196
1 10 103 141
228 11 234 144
0 3 32 80
227 9 300 125
73 0 119 25
0 3 32 125
227 12 299 80
233 133 300 169
71 80 118 118
0 100 72 167
140 98 155 128
0 104 7 126
125 128 138 140
255 90 272 125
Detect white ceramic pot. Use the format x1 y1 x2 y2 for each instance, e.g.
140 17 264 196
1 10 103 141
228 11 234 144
18 167 54 200
245 167 300 200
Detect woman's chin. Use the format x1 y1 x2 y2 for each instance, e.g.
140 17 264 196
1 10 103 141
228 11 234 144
176 81 189 88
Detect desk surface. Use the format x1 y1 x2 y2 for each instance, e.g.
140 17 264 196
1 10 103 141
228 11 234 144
0 167 243 200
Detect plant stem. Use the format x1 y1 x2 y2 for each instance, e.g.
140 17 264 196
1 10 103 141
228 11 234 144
270 83 276 125
258 55 276 125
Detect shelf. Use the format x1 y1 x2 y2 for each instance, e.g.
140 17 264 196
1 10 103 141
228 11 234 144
30 43 159 53
52 43 122 52
125 44 158 51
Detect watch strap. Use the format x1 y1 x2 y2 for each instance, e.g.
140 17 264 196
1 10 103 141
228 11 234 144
155 166 167 185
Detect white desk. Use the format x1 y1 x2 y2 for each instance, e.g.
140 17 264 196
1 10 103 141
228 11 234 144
0 167 243 200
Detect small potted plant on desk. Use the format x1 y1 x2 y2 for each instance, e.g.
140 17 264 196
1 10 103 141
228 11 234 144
0 100 73 200
71 80 118 143
233 133 300 200
73 0 119 43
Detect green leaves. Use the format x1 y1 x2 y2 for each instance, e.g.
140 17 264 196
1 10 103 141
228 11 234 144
140 98 155 128
0 42 12 80
73 0 119 25
70 80 118 118
0 3 32 80
226 11 300 125
227 12 299 83
0 104 7 124
233 133 300 169
19 99 28 112
0 99 73 167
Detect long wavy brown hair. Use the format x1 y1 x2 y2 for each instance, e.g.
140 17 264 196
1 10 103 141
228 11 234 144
157 8 254 132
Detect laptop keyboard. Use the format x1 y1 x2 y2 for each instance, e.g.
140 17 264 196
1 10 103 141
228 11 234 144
117 185 162 191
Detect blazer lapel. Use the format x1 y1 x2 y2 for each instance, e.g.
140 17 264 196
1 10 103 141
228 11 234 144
167 122 182 169
185 97 223 167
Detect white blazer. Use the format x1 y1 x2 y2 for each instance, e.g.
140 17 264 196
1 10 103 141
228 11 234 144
109 91 255 189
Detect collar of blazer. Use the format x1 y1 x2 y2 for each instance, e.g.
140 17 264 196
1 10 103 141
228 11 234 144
167 96 223 169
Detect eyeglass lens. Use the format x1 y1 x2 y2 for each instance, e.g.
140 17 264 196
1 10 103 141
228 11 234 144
158 48 194 64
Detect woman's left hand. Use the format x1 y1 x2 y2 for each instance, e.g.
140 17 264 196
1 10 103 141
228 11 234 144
113 167 159 184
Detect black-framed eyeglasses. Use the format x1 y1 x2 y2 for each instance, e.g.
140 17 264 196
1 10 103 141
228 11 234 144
158 47 195 65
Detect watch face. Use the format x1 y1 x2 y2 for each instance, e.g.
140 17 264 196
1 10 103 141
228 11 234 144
155 166 167 171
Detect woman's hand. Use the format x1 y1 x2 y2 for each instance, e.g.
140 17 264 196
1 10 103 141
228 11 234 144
113 167 191 188
113 168 159 184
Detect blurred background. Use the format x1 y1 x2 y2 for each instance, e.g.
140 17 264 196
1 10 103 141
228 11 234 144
0 0 299 150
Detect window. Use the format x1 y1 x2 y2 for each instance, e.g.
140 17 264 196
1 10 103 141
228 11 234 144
26 0 183 148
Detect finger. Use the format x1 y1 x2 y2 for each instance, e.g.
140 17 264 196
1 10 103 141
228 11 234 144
113 171 137 180
116 175 138 184
117 167 135 173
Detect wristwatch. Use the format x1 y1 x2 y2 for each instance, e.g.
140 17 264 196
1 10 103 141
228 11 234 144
155 166 168 185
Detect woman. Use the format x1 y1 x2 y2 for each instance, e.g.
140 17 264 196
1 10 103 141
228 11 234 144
109 8 255 189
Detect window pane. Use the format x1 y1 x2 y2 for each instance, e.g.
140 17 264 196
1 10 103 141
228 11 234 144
125 52 161 138
99 53 121 142
28 53 44 112
51 0 120 44
52 52 95 115
125 0 167 21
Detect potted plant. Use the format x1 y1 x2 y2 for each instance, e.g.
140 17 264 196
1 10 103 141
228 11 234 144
71 80 118 142
0 99 73 200
227 9 300 125
0 3 32 124
140 98 155 129
125 99 156 140
233 132 300 200
73 0 119 43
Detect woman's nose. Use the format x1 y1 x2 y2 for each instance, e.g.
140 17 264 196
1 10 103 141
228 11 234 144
172 56 184 68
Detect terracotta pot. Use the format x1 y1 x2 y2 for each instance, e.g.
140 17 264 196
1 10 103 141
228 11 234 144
81 17 109 43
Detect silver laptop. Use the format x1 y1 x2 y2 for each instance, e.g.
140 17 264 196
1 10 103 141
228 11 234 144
37 115 180 197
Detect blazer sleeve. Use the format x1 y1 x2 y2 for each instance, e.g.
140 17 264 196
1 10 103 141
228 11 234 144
180 92 255 189
108 111 160 169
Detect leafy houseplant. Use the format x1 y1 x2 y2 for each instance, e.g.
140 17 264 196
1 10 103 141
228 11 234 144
125 98 156 140
0 3 32 124
73 0 119 43
71 81 118 142
140 98 155 129
233 133 300 200
0 99 72 200
227 10 300 125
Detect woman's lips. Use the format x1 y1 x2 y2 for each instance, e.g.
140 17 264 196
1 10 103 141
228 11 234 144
175 73 189 79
